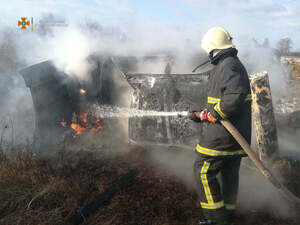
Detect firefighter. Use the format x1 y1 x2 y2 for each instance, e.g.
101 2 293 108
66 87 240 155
189 27 252 225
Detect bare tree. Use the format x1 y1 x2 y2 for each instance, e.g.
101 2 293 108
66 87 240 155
277 38 293 55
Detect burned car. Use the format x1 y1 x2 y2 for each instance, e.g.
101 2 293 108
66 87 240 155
20 56 210 154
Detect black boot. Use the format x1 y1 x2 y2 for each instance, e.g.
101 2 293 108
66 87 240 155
197 218 215 225
197 218 230 225
201 208 231 225
225 210 235 223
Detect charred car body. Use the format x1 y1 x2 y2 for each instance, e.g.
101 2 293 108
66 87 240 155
20 56 210 154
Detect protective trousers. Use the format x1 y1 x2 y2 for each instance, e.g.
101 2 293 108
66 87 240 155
194 154 241 221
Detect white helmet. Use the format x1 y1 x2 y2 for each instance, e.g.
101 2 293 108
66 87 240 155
201 27 234 54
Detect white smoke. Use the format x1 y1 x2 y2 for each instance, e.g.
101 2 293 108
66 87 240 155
50 27 97 79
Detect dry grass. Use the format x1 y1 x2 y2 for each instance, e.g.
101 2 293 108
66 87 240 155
0 146 201 225
0 145 299 225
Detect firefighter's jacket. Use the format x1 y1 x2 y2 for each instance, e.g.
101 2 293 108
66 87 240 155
196 48 252 157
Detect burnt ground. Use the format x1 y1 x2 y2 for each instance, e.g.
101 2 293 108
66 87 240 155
0 141 299 225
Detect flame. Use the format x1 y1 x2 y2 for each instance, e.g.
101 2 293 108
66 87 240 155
77 112 88 124
71 123 87 135
61 112 102 135
79 88 86 95
89 118 102 133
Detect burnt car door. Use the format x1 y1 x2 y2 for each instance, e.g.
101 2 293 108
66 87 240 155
126 73 209 150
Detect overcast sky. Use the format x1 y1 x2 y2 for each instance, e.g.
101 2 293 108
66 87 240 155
2 0 300 49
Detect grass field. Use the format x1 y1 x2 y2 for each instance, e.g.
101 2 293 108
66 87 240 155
0 144 299 225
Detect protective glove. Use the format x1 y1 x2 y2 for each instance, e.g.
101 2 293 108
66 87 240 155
188 110 201 122
199 109 218 123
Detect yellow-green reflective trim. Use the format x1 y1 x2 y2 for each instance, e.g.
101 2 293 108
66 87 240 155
201 201 225 209
200 162 214 204
225 204 236 210
199 162 225 210
214 102 227 119
245 94 252 102
196 144 245 156
207 97 220 104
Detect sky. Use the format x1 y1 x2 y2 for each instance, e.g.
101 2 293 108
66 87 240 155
1 0 300 49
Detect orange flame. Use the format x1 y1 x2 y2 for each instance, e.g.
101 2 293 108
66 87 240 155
70 123 87 135
61 112 102 135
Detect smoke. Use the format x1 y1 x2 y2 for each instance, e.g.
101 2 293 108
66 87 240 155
277 124 300 161
50 28 97 80
237 38 286 98
238 161 298 218
144 147 196 189
11 22 98 80
10 13 202 78
8 13 287 83
0 30 35 148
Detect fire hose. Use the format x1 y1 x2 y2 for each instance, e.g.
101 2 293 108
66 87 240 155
220 119 300 205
